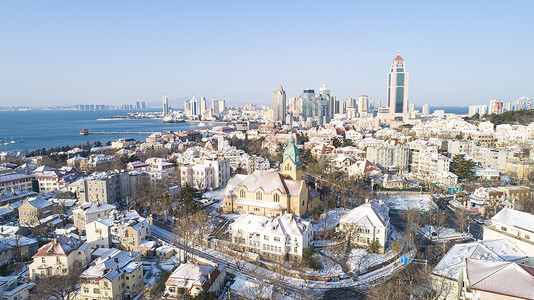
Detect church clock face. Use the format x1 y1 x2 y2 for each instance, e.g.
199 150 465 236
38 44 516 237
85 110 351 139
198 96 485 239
396 62 403 67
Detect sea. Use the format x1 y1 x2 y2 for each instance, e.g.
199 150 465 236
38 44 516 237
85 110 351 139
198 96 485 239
0 106 469 153
0 110 212 153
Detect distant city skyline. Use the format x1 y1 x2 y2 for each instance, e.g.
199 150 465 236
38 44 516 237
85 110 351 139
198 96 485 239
1 1 533 107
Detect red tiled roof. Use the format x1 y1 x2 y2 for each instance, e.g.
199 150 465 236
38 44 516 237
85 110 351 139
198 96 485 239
394 55 404 61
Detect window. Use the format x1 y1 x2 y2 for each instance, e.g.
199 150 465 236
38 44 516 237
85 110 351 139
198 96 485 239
273 193 280 203
502 226 507 232
41 257 45 263
256 191 262 200
83 287 89 293
273 237 280 242
264 235 269 241
526 235 531 240
240 190 245 198
93 288 100 294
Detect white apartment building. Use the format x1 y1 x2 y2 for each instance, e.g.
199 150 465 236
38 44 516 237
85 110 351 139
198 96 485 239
181 159 230 190
407 140 438 170
483 208 534 264
418 152 450 177
230 213 313 262
336 200 390 253
447 140 477 156
366 146 409 172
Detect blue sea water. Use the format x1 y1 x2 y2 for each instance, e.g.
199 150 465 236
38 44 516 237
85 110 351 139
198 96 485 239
0 110 211 152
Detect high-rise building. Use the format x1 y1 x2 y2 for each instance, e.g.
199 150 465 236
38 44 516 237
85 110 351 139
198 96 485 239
381 55 409 121
140 102 146 109
409 103 415 114
212 98 225 115
163 94 169 116
357 94 368 114
200 97 207 117
422 103 430 116
272 85 286 124
184 96 200 119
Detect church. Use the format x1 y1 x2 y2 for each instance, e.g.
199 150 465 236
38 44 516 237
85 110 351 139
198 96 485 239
221 135 320 217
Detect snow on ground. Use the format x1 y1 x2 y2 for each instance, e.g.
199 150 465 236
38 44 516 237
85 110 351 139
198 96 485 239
204 189 225 201
160 255 180 271
346 248 398 273
312 208 349 233
204 189 225 214
418 225 471 241
377 194 438 212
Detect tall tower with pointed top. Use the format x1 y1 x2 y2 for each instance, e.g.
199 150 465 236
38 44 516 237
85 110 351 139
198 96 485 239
281 135 302 180
273 85 286 124
386 55 409 121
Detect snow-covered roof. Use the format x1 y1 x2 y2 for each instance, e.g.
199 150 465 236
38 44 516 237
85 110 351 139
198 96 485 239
231 213 311 237
165 262 222 292
491 208 534 233
33 237 85 257
431 239 527 280
339 200 389 228
465 258 534 299
81 249 141 281
25 197 54 210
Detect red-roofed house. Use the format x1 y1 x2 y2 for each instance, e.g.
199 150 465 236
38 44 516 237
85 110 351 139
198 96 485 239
29 237 91 279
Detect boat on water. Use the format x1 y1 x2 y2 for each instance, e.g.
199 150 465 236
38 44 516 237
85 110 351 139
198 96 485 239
198 122 206 127
9 137 15 144
80 128 89 135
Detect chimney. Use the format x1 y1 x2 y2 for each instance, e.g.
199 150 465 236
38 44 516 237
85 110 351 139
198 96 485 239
114 257 118 263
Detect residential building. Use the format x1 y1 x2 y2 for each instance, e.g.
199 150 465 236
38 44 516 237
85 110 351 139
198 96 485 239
230 213 313 262
458 259 534 300
447 140 477 156
72 202 116 234
33 166 77 193
336 200 390 253
418 153 450 177
483 208 534 263
78 171 131 204
366 146 409 172
165 262 226 298
430 239 528 300
0 276 34 300
348 160 382 178
0 174 33 193
86 211 151 253
29 237 91 279
79 249 143 300
18 197 56 226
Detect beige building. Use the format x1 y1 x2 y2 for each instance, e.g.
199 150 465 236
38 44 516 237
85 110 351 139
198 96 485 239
29 237 91 279
221 136 320 217
0 276 34 300
165 262 226 298
336 201 390 254
18 197 56 226
72 201 116 233
79 249 143 300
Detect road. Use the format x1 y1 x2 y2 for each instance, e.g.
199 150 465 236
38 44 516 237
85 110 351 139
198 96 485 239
151 224 415 299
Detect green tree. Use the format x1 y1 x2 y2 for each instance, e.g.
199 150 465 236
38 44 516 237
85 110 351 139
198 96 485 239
331 136 342 148
368 239 380 253
341 138 354 147
175 184 202 216
451 154 476 181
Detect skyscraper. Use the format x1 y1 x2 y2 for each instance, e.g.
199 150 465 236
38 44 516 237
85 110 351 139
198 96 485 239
272 85 286 124
163 94 169 116
384 55 409 121
357 94 368 114
422 103 430 116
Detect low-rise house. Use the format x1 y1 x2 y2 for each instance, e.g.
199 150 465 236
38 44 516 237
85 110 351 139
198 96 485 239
229 213 313 262
376 174 405 189
79 249 143 300
18 197 56 226
336 200 390 253
483 208 534 263
0 276 34 300
459 259 534 300
33 166 77 193
348 160 381 178
0 174 33 193
430 239 527 300
29 237 91 279
0 235 38 263
86 211 151 253
165 262 226 298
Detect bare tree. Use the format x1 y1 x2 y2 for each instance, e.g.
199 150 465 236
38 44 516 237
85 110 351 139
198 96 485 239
32 269 82 300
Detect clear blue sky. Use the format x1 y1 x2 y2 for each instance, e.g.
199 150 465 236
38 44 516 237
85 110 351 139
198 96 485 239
0 1 532 107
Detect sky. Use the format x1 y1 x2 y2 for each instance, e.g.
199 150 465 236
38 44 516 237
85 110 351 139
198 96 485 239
0 1 533 107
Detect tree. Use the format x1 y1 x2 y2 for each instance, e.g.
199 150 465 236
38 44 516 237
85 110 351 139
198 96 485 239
368 239 380 253
454 208 470 233
341 138 354 147
451 154 476 181
32 270 82 300
147 270 171 300
331 137 342 148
